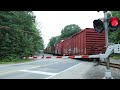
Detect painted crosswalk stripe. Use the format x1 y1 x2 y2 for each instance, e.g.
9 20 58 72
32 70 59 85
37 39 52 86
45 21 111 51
19 70 58 76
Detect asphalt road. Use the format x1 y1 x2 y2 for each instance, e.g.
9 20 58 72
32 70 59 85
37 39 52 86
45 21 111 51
0 58 82 79
0 53 97 79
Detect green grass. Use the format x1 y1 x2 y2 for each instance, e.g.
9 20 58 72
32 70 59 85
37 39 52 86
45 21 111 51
110 54 120 60
0 59 34 64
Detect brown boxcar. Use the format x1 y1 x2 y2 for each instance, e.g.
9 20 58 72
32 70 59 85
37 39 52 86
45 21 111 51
46 46 51 54
54 40 64 55
51 46 55 54
61 28 106 56
62 38 72 56
45 46 55 54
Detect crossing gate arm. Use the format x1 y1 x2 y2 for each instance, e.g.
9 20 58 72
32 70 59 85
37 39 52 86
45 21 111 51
89 55 100 58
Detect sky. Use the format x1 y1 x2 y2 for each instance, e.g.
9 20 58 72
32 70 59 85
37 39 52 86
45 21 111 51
33 11 104 48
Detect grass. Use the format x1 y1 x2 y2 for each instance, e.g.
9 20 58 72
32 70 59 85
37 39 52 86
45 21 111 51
110 54 120 60
0 59 34 64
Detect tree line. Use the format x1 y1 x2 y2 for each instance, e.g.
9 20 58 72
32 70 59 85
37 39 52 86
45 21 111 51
0 11 44 61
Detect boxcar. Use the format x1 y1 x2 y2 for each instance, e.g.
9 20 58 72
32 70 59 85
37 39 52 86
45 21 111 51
54 40 64 55
45 46 55 54
55 28 106 56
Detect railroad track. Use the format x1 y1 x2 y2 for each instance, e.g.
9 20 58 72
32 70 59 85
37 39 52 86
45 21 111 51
100 62 120 69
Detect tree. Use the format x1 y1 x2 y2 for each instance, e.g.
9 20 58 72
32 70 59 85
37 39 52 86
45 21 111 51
47 24 81 48
61 24 81 40
48 37 57 47
108 11 120 43
55 36 61 43
0 11 44 61
47 35 61 48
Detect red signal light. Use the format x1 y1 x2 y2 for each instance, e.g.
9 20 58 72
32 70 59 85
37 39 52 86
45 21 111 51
108 17 120 31
109 17 119 27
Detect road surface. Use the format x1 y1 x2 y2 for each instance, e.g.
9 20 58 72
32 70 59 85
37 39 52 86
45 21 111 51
0 56 96 79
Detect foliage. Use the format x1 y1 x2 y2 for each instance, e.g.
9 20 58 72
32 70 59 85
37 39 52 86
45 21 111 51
0 58 33 64
0 11 44 61
48 37 57 47
61 24 81 40
47 24 81 47
108 11 120 43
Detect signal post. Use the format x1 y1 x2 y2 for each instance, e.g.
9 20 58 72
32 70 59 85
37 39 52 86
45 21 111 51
103 11 112 79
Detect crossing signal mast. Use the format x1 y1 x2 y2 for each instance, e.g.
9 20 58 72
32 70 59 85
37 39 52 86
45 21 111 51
93 11 120 79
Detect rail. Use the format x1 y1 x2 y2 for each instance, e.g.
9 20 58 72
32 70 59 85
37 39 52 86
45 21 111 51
100 62 120 69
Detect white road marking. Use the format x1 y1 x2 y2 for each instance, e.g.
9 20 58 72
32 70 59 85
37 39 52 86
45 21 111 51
19 70 58 76
0 60 69 75
45 62 82 79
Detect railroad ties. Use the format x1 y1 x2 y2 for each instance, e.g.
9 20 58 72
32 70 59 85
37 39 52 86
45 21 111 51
100 62 120 69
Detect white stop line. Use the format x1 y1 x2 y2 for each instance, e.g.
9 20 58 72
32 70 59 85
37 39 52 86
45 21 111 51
19 70 58 76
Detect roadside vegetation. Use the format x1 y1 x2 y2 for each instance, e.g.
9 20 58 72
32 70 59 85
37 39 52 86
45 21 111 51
0 11 44 62
111 54 120 59
0 59 34 64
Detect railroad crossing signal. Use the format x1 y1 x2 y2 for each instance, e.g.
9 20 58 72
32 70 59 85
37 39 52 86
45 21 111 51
93 17 120 33
93 19 104 33
108 17 120 32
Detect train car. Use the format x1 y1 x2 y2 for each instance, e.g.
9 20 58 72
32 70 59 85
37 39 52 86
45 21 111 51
54 40 64 55
44 48 47 53
44 45 55 55
44 46 50 54
51 45 55 55
62 37 72 56
55 28 106 56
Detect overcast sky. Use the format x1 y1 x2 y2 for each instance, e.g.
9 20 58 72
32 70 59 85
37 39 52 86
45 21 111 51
33 11 104 48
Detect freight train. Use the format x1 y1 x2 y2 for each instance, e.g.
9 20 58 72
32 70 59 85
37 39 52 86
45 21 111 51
44 28 106 56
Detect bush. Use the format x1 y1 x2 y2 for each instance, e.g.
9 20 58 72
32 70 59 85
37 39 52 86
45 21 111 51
1 54 20 62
